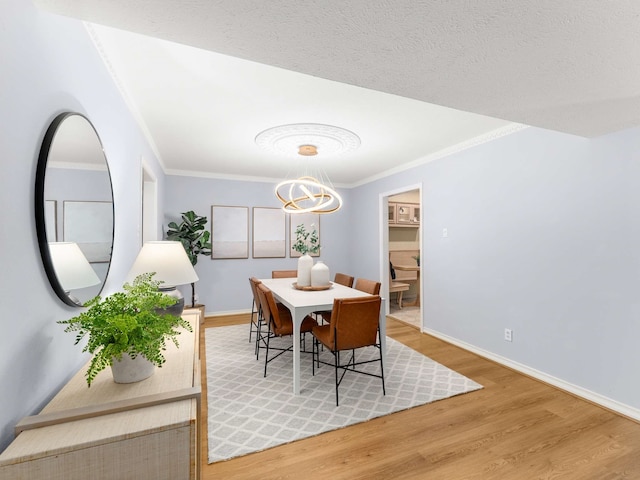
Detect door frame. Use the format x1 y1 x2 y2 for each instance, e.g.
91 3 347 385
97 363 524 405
379 183 422 326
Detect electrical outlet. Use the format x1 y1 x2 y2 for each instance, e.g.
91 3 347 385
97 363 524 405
504 328 513 342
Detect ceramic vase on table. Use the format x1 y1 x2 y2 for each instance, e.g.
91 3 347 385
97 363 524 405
297 253 313 287
311 261 330 287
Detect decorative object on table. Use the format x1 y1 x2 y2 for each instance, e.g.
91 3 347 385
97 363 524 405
292 222 320 286
252 207 286 258
48 242 100 306
296 253 314 287
255 123 359 214
211 205 249 259
292 282 332 291
126 241 199 317
311 261 330 287
412 254 420 266
58 272 192 386
289 213 320 258
165 210 212 308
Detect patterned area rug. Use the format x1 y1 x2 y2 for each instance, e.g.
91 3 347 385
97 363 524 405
206 324 482 463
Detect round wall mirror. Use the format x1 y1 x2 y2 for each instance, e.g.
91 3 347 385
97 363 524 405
35 113 114 306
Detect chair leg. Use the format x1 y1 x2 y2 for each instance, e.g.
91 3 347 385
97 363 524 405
263 327 271 377
255 316 263 360
334 350 339 406
312 338 317 376
378 326 386 395
397 291 403 309
249 303 256 342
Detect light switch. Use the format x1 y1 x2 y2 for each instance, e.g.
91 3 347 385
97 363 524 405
442 228 448 238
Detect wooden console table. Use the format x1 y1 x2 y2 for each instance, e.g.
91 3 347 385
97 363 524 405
0 312 201 480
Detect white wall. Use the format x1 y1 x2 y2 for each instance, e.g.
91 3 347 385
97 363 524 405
0 0 164 450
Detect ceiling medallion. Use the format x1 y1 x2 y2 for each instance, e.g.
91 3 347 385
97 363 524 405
255 123 360 158
255 124 360 214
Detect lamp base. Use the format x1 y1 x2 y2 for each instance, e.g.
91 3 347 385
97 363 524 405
158 286 185 317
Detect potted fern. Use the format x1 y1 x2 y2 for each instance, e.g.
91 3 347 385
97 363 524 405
58 273 192 386
166 211 212 310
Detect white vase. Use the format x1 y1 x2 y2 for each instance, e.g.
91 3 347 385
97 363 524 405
311 261 330 287
297 253 313 287
110 353 155 384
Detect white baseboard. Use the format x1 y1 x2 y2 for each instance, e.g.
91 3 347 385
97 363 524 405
424 327 640 423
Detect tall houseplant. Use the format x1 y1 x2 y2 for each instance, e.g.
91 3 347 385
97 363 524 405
166 211 212 308
292 223 320 287
58 273 192 386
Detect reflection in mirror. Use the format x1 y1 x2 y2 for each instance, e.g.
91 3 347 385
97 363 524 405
35 113 114 306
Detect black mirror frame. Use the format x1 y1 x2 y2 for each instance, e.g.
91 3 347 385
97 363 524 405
35 112 114 307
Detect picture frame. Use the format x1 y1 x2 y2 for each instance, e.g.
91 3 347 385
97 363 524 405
45 200 57 241
63 200 113 263
211 205 249 259
252 207 286 258
289 213 320 258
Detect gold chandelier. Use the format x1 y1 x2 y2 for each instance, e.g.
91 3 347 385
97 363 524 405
255 124 360 214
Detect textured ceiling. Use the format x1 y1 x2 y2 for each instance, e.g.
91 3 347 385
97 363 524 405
33 0 640 185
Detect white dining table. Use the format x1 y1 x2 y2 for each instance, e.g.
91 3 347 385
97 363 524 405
260 277 387 395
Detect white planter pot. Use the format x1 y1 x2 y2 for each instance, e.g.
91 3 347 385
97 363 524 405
311 261 330 287
110 353 155 384
297 254 313 287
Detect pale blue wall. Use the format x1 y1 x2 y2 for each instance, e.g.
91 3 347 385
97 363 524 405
350 126 640 411
167 125 640 414
164 175 353 313
0 0 165 450
2 0 640 456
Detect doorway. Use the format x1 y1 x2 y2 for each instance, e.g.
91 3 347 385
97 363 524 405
380 185 422 330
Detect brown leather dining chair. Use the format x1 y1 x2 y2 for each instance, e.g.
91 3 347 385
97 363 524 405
311 295 384 406
316 273 355 324
354 277 381 295
248 277 265 358
333 272 355 288
271 270 297 278
256 283 317 377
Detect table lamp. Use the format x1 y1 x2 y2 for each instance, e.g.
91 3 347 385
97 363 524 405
49 242 101 305
126 241 198 317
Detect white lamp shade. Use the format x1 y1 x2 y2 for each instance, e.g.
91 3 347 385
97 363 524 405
126 241 198 287
49 242 101 290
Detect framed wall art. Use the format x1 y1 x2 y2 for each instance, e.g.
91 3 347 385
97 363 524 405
45 200 57 241
289 213 320 258
211 205 249 259
252 207 286 258
63 200 113 263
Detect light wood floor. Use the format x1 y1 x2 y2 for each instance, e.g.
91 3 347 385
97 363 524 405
199 314 640 479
